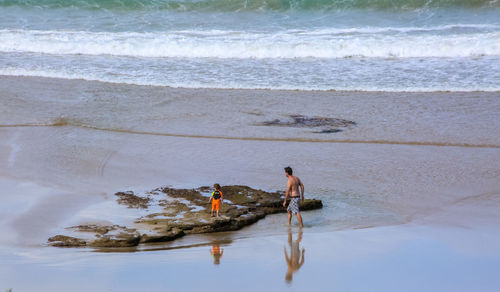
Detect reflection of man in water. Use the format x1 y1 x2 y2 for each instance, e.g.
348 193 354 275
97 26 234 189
210 244 224 265
284 229 305 283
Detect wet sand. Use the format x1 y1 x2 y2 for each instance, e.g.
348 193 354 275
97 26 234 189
2 224 500 291
1 76 499 291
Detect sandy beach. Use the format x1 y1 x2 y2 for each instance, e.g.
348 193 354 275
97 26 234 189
1 76 499 291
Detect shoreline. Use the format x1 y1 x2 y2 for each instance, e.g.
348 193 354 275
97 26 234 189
1 75 499 147
2 123 498 149
2 74 500 93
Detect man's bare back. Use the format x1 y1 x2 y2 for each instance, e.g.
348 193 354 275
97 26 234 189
287 176 302 198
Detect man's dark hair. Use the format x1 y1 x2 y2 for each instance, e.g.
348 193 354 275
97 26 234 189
214 183 221 189
284 166 293 175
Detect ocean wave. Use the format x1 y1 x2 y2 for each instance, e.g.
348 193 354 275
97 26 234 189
2 68 500 92
1 0 499 11
296 24 500 35
1 29 499 58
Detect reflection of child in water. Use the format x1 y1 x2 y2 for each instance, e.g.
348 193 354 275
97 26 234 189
210 244 224 265
284 229 305 283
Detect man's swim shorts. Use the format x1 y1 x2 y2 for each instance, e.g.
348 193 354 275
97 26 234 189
287 197 300 215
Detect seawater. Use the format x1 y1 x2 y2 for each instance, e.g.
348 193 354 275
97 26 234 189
0 0 499 90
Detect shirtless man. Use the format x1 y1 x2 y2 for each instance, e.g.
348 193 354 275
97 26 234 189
282 166 304 227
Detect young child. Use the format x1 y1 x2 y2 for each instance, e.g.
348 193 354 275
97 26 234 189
208 183 223 217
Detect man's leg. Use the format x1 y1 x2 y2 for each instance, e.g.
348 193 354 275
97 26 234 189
287 212 292 225
296 213 304 228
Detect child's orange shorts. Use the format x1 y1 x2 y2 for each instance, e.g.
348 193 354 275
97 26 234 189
212 199 220 211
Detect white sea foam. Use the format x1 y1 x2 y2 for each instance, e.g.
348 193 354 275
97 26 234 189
2 67 499 92
295 24 500 35
0 28 499 59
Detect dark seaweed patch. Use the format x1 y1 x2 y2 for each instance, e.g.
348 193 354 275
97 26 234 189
313 129 343 134
258 115 355 134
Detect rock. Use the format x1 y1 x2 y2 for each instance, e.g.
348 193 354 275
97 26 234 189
140 228 184 243
115 191 151 209
88 233 141 248
68 224 114 235
48 235 86 247
300 199 323 210
48 185 323 248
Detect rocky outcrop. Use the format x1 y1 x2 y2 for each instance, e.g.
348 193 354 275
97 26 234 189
48 185 322 248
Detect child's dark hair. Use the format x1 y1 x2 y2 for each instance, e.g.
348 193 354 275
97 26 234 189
284 166 293 175
214 183 221 189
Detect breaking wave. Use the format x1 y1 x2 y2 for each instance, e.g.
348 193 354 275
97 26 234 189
1 28 499 59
